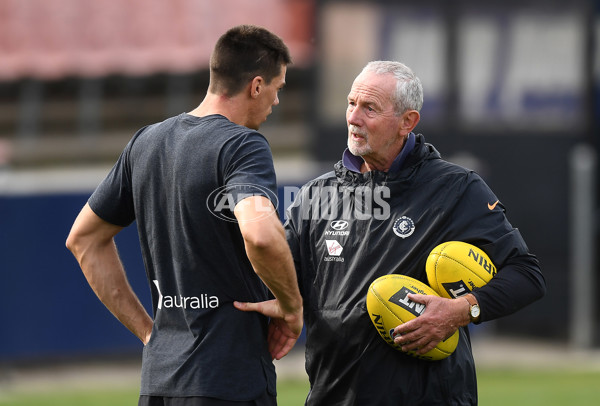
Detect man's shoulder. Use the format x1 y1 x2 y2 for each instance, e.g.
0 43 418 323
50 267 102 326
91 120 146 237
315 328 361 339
294 168 337 189
313 170 337 182
413 149 475 181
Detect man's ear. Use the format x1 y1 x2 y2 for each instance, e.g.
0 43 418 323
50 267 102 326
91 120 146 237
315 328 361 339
400 110 420 135
250 76 263 99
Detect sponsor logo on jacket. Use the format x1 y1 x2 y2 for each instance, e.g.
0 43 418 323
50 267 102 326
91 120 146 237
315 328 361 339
324 239 345 262
325 220 350 236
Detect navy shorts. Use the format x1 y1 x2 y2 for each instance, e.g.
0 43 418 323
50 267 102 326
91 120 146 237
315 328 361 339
138 391 276 406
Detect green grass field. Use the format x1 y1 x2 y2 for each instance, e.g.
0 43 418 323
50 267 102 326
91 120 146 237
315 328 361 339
1 368 600 406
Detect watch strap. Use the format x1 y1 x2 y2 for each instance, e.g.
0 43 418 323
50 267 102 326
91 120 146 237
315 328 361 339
464 294 481 323
464 294 478 307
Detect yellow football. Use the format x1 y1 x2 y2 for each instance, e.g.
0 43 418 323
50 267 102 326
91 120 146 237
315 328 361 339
366 274 459 361
426 241 496 299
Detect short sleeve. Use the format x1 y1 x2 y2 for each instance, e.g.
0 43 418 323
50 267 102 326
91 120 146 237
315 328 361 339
221 131 278 208
87 131 143 227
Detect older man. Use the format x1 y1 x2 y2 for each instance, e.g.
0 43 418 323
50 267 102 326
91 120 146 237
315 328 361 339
239 60 546 405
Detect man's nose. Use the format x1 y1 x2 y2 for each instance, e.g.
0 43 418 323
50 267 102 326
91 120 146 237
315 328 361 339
347 106 362 126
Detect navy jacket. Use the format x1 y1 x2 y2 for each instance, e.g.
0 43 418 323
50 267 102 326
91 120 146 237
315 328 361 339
285 134 545 405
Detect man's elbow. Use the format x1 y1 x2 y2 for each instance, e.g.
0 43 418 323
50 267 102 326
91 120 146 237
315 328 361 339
534 274 547 301
242 226 280 252
65 223 95 260
65 228 83 258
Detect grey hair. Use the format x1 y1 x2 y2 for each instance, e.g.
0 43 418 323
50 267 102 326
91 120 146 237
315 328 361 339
361 61 423 114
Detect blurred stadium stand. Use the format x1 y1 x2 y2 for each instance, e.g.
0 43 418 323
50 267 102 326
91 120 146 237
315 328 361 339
0 0 598 362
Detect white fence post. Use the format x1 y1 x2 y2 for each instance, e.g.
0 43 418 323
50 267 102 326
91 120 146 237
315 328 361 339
569 144 597 349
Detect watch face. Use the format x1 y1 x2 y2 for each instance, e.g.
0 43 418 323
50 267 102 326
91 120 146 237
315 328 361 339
471 305 481 318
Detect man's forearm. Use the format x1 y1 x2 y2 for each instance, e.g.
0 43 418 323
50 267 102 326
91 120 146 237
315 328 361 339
235 198 303 316
67 204 153 344
243 224 303 315
78 240 153 343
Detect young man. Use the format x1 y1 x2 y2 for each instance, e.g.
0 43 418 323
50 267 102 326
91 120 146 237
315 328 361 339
66 25 303 406
238 61 546 405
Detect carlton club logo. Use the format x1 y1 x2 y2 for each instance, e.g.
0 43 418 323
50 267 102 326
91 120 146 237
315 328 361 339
392 216 415 239
206 183 277 223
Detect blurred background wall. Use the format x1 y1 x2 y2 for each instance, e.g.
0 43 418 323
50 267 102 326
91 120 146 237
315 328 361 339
0 0 598 363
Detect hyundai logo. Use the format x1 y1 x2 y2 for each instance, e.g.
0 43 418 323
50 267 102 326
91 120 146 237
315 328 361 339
330 220 349 231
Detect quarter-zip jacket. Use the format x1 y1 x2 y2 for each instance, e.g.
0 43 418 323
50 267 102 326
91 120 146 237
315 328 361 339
284 134 545 405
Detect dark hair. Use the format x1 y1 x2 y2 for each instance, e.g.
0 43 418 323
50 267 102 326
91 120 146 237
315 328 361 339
209 25 292 96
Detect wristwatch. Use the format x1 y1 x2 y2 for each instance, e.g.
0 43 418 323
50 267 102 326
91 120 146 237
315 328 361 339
464 294 481 323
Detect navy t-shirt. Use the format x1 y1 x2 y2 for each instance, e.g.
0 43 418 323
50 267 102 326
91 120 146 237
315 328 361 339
88 114 278 399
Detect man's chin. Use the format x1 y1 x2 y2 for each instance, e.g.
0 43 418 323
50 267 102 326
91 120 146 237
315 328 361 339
248 121 261 130
348 143 369 157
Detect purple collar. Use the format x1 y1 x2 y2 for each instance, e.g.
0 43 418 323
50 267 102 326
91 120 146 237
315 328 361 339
342 132 416 173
